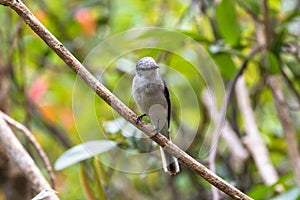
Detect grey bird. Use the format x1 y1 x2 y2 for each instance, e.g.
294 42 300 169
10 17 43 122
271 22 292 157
132 57 180 175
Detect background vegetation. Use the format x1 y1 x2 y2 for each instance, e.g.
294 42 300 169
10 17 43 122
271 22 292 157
0 0 300 199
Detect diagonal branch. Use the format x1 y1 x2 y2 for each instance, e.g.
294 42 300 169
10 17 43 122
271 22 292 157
235 77 278 186
0 114 59 200
0 111 56 189
280 67 300 109
208 45 262 174
268 75 300 189
207 45 262 199
0 0 252 199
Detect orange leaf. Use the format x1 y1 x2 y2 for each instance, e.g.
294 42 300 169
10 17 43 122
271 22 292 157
74 8 97 35
28 77 49 104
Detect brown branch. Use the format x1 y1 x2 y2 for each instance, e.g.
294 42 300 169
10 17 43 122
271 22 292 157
268 75 300 188
0 114 59 199
262 0 272 48
0 0 252 199
207 59 250 199
0 111 56 189
0 15 32 199
237 1 263 24
208 45 263 158
207 47 258 157
280 66 300 109
235 77 279 185
201 89 249 173
207 45 262 199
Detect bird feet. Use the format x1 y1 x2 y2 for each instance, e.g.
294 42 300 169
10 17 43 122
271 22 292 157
136 114 147 124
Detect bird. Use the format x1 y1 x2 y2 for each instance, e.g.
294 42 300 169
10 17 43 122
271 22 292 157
132 56 180 175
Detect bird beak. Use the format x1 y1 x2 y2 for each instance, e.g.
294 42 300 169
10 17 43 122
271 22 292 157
153 64 159 69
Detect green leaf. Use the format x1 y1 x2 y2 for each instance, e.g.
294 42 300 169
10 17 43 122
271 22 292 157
212 53 237 79
92 158 107 200
54 140 116 170
247 183 274 199
216 0 241 46
80 165 97 200
271 187 300 200
93 157 109 185
264 51 280 74
238 0 260 16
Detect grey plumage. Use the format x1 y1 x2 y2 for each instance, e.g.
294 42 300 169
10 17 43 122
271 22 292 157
132 57 180 175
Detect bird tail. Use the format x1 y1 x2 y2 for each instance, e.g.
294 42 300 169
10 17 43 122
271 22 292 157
160 146 180 175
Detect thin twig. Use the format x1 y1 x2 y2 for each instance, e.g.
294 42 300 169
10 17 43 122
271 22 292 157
7 19 24 91
0 111 56 189
0 0 253 199
207 45 262 159
280 67 300 108
208 45 262 199
237 1 263 23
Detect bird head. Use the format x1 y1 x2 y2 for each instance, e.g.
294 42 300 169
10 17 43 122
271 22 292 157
135 57 159 76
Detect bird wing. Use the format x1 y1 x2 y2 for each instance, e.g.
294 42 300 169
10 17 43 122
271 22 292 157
163 79 171 128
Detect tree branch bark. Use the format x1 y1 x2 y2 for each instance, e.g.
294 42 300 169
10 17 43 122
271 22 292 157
202 89 249 173
268 75 300 189
0 115 59 200
206 46 261 199
0 0 252 199
0 111 56 189
235 77 279 185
